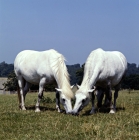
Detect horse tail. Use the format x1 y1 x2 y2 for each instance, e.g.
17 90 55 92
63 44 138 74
17 84 21 109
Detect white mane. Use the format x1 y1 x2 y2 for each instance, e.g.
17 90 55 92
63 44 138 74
77 50 102 93
50 50 73 99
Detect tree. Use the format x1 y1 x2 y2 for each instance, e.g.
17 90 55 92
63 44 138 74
3 71 18 91
122 74 139 90
67 64 81 85
76 64 85 85
0 61 14 77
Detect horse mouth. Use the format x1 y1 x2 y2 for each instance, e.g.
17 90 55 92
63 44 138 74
72 105 83 116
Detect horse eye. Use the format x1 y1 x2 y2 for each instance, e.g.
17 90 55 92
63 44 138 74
82 99 86 104
62 98 65 102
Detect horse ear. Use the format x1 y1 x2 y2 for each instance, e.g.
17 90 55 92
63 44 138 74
76 84 80 89
71 85 74 89
55 88 62 92
88 89 95 93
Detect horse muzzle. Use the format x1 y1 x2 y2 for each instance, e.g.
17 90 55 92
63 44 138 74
71 111 79 116
66 111 72 114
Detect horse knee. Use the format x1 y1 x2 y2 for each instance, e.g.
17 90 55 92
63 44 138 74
38 94 43 99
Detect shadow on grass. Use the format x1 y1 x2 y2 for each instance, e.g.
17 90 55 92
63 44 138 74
26 106 67 114
82 106 126 116
26 105 56 112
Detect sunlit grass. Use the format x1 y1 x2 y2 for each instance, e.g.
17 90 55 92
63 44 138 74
0 90 139 140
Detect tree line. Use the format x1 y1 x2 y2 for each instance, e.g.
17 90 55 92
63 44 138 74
0 61 139 91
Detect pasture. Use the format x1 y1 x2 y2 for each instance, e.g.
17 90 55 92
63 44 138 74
0 90 139 140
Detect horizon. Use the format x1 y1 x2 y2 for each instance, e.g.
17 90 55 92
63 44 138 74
0 60 139 67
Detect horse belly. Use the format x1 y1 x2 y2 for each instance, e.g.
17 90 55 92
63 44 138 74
21 72 40 85
96 73 123 88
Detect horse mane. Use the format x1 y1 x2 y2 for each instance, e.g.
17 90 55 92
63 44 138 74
50 50 74 99
78 49 104 91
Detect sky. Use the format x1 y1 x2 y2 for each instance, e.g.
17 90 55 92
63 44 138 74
0 0 139 65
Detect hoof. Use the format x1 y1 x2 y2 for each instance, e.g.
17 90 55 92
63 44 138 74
109 109 116 114
35 108 41 112
56 106 62 113
90 111 95 115
59 109 65 113
57 109 61 113
21 107 26 110
56 107 64 113
90 109 95 115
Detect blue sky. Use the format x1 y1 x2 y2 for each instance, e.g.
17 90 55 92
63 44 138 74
0 0 139 65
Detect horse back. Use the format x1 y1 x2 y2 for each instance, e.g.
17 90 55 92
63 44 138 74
14 49 61 84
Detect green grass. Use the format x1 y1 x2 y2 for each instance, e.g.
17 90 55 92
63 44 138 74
0 90 139 140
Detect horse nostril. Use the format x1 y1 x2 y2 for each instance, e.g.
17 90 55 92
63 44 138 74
71 112 75 115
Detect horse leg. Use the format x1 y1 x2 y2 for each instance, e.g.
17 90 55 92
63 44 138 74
103 88 110 107
56 90 61 112
113 89 119 113
96 88 104 108
23 82 31 105
103 94 109 107
105 86 115 113
35 78 45 112
90 92 95 114
17 76 26 110
113 85 120 112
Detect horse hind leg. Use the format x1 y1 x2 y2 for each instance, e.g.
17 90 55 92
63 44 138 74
96 89 104 108
17 76 26 110
23 82 31 98
23 82 31 108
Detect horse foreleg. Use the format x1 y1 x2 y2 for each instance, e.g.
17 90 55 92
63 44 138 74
56 90 61 112
90 92 95 114
35 79 45 112
105 86 115 113
35 89 43 112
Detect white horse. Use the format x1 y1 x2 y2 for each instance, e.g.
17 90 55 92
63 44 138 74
14 49 74 113
72 48 127 115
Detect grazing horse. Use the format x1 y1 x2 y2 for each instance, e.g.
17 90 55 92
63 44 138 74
14 49 74 113
72 48 127 115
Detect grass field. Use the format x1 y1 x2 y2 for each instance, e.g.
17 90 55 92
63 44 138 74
0 90 139 140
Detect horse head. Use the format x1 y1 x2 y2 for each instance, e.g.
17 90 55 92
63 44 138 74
72 86 95 115
55 87 73 114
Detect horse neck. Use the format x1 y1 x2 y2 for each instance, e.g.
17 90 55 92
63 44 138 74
81 68 98 90
80 69 92 90
54 62 73 99
57 73 71 90
57 72 73 99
